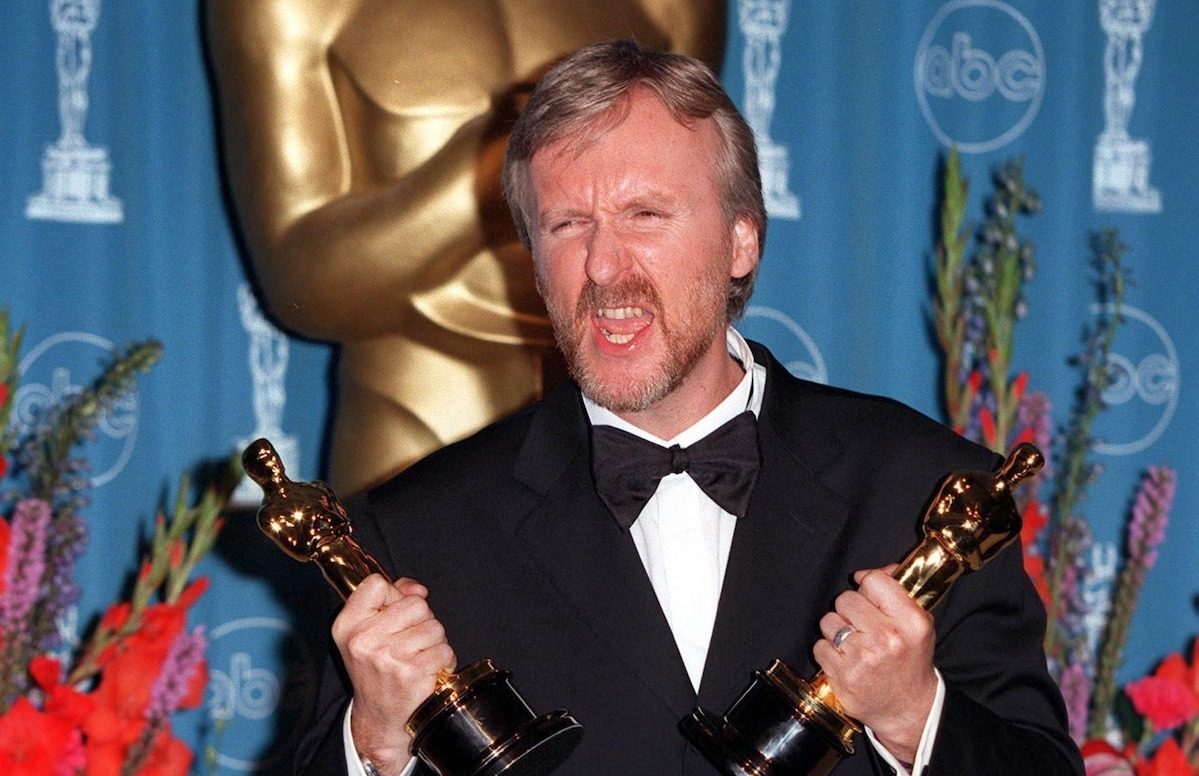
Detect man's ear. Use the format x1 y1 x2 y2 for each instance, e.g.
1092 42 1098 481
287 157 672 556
730 215 759 280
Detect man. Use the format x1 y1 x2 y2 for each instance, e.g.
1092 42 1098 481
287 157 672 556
297 41 1083 775
206 0 725 494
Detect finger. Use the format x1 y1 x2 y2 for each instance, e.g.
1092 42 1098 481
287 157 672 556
818 611 852 643
338 607 448 674
394 577 429 598
334 586 437 648
372 593 441 634
852 563 898 585
855 568 925 619
395 613 450 654
417 642 458 676
812 639 840 671
831 588 883 633
342 574 402 618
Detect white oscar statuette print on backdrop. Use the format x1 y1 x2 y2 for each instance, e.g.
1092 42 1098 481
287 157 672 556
26 0 123 224
738 0 801 220
232 284 300 505
1092 0 1162 213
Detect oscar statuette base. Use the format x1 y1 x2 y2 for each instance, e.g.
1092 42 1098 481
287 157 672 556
682 660 855 776
408 659 583 776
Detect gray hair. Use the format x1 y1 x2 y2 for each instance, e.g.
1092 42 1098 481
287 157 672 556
502 39 766 320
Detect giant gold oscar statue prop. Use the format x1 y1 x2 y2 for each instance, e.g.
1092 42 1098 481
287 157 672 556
681 443 1045 776
207 1 726 494
242 438 583 776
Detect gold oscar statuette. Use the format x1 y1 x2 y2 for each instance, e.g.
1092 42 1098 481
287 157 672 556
242 438 583 776
680 442 1045 776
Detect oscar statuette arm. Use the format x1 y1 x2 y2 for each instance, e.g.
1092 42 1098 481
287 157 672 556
205 1 504 342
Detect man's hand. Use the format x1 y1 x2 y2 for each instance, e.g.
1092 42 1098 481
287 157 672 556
333 575 457 776
813 566 938 764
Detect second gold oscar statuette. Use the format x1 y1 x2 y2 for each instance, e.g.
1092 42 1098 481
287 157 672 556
242 438 583 776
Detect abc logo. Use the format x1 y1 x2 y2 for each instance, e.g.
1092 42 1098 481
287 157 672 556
15 332 140 487
914 0 1046 153
1091 304 1180 456
738 306 828 384
207 617 316 772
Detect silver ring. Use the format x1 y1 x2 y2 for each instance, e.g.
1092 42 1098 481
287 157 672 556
832 625 855 651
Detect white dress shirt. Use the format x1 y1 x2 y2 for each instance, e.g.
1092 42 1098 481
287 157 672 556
347 328 941 775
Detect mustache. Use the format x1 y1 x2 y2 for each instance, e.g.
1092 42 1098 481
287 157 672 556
574 275 662 318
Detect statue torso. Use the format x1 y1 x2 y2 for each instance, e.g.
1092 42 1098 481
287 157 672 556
327 0 676 344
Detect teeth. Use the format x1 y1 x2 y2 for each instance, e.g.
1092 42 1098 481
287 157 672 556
602 331 635 344
599 306 644 320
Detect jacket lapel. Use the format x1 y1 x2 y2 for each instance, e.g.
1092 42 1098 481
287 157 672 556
510 385 697 719
698 346 854 710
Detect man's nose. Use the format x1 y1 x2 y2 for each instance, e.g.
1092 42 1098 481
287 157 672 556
584 224 630 287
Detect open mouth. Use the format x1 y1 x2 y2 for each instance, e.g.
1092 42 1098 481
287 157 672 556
595 306 653 346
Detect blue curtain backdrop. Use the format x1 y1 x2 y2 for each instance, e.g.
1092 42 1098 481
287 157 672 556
1 1 1194 771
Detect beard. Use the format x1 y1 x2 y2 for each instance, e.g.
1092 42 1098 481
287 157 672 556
544 264 731 414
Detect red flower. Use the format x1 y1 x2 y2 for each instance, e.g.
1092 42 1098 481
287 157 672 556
1133 737 1191 776
1154 646 1199 700
136 604 188 652
968 370 983 392
168 539 185 570
1018 499 1050 604
979 407 997 448
1020 499 1049 547
1125 674 1197 732
1012 371 1029 402
85 740 125 776
1023 553 1048 607
180 659 208 710
0 697 75 775
56 728 86 776
30 655 94 728
1011 425 1036 447
100 602 132 633
1081 740 1134 775
85 602 189 764
29 655 61 690
176 577 209 610
134 728 193 776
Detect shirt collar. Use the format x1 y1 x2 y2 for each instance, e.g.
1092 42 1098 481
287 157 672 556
583 327 765 446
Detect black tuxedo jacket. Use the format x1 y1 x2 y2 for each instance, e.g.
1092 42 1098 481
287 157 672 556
296 343 1082 775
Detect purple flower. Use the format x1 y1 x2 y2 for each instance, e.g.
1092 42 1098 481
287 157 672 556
1058 659 1091 744
1126 467 1176 574
0 498 51 632
1017 390 1054 476
1052 514 1093 645
147 626 207 721
34 511 86 651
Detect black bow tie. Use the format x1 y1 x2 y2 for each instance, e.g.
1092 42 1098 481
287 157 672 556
590 411 761 529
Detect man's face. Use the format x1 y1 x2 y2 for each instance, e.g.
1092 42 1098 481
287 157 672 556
527 90 757 417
